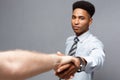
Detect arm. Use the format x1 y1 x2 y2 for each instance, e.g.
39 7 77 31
0 49 80 80
82 48 105 73
56 48 105 78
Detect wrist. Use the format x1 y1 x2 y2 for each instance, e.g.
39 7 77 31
51 54 61 68
76 57 86 72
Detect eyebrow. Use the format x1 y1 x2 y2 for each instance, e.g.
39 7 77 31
72 14 85 18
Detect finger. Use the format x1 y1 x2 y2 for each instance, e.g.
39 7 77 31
59 63 78 79
64 66 77 79
55 64 72 78
56 63 76 79
55 64 71 76
57 63 71 73
55 65 68 74
72 57 80 68
61 64 76 79
57 51 64 56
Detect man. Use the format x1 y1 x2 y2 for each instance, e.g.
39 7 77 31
0 49 80 80
55 1 105 80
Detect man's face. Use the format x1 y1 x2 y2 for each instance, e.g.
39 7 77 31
71 8 92 36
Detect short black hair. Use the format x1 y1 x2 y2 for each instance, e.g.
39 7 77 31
73 0 95 17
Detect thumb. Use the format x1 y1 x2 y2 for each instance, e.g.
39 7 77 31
72 57 81 68
57 51 64 56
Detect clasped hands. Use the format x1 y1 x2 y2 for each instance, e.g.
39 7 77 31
54 52 80 79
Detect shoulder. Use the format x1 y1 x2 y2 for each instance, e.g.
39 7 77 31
65 36 75 45
66 36 75 41
86 34 104 49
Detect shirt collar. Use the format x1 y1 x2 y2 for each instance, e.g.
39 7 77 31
77 31 91 43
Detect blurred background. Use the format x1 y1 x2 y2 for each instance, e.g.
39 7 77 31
0 0 120 80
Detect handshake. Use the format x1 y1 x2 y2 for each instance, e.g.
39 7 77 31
53 52 81 79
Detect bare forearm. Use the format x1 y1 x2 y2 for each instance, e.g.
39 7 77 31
0 49 79 80
0 50 60 79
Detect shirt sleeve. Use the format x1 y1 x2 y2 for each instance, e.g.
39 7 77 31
83 47 105 73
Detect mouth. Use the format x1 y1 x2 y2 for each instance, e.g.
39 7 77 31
73 26 80 30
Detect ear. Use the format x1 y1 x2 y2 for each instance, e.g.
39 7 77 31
89 18 93 25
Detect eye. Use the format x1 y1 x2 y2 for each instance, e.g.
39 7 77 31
72 15 76 19
79 16 85 20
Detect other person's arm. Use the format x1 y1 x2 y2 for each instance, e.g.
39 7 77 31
0 49 80 80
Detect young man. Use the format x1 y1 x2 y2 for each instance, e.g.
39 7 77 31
56 1 105 80
0 49 80 80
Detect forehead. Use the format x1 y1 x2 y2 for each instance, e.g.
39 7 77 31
72 8 90 17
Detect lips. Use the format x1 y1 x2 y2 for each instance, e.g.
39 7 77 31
73 26 80 30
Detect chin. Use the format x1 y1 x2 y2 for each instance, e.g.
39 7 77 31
75 33 80 36
75 32 83 36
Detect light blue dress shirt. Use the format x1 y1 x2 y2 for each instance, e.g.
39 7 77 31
65 31 105 80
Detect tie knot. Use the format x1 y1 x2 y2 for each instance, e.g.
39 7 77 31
74 37 79 43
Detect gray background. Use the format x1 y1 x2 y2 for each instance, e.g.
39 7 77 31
0 0 119 80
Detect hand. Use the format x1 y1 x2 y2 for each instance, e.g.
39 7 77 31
55 62 78 79
56 51 80 68
54 52 80 79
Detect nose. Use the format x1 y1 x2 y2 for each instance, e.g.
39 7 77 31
74 19 79 25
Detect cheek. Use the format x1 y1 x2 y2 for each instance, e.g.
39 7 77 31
71 21 74 27
81 20 88 24
80 22 89 30
71 20 74 25
81 21 90 27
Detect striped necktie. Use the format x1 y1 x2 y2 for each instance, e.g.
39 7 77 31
68 37 79 56
59 37 79 80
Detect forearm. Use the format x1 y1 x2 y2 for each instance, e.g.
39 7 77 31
0 50 60 79
83 49 105 73
0 49 79 80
